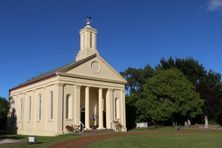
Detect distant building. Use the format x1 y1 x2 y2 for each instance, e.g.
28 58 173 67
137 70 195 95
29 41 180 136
9 20 127 136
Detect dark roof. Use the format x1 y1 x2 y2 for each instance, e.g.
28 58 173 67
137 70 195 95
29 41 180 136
9 63 71 92
10 54 97 92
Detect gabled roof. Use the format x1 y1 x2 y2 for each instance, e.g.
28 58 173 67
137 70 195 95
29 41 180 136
9 54 98 92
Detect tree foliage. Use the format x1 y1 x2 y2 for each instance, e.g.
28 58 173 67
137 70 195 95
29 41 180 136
157 57 206 84
120 65 154 94
158 57 222 123
121 57 222 127
137 68 203 124
0 96 9 130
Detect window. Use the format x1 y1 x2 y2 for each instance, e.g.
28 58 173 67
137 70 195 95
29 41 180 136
38 94 42 120
66 94 72 119
90 33 93 48
50 91 53 120
83 34 85 48
20 98 23 120
28 96 32 120
115 97 120 119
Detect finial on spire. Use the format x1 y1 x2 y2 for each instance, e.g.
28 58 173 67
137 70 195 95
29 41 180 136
86 16 92 25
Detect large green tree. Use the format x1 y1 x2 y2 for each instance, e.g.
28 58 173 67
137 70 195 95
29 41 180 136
122 57 222 127
137 68 203 125
158 57 222 122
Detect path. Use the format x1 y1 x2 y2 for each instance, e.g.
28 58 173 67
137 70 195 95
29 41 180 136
51 128 218 148
50 132 124 148
0 138 22 145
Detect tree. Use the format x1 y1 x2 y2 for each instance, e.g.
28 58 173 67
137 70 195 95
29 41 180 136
198 70 222 123
157 57 206 84
158 57 222 123
121 65 154 128
122 57 222 127
138 68 203 125
121 65 154 95
0 96 9 130
125 95 137 129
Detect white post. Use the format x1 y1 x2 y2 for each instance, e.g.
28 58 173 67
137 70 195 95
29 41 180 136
74 85 81 125
109 89 114 130
121 89 127 131
98 88 104 129
106 89 111 129
85 87 91 130
204 116 208 128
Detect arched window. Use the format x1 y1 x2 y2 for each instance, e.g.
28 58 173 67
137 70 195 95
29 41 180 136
66 94 72 119
28 96 32 120
115 97 120 119
20 98 23 120
90 32 93 48
83 34 85 48
49 91 53 120
38 94 42 120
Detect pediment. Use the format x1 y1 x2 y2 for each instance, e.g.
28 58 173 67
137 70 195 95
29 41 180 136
59 54 126 84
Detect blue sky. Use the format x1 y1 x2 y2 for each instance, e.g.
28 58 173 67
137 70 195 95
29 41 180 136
1 0 222 98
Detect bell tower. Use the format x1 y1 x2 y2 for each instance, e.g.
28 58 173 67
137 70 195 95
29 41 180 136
76 17 98 61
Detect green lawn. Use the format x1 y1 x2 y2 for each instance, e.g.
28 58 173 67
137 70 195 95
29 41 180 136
88 128 222 148
0 133 78 148
1 128 222 148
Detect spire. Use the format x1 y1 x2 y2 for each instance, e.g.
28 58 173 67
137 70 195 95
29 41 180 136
76 17 98 61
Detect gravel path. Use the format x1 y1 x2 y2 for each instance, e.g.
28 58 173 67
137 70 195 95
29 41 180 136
50 131 172 148
0 138 22 145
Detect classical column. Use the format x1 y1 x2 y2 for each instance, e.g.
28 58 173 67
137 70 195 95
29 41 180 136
98 88 104 129
85 86 91 130
109 89 114 129
74 85 81 125
106 89 111 129
121 89 127 131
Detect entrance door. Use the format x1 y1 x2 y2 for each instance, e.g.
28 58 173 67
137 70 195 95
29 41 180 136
103 111 106 128
81 107 85 130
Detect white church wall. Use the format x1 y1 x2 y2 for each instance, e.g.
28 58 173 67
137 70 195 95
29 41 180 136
63 84 75 133
34 88 45 135
16 94 23 134
113 90 121 121
10 77 61 136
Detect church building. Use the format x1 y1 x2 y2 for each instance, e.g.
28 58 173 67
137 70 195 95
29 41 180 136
9 20 127 136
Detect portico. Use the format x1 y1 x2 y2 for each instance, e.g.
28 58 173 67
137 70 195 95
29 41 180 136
79 86 113 130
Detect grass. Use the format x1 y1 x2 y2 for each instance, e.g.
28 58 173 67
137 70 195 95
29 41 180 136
0 133 78 148
1 128 222 148
88 128 222 148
